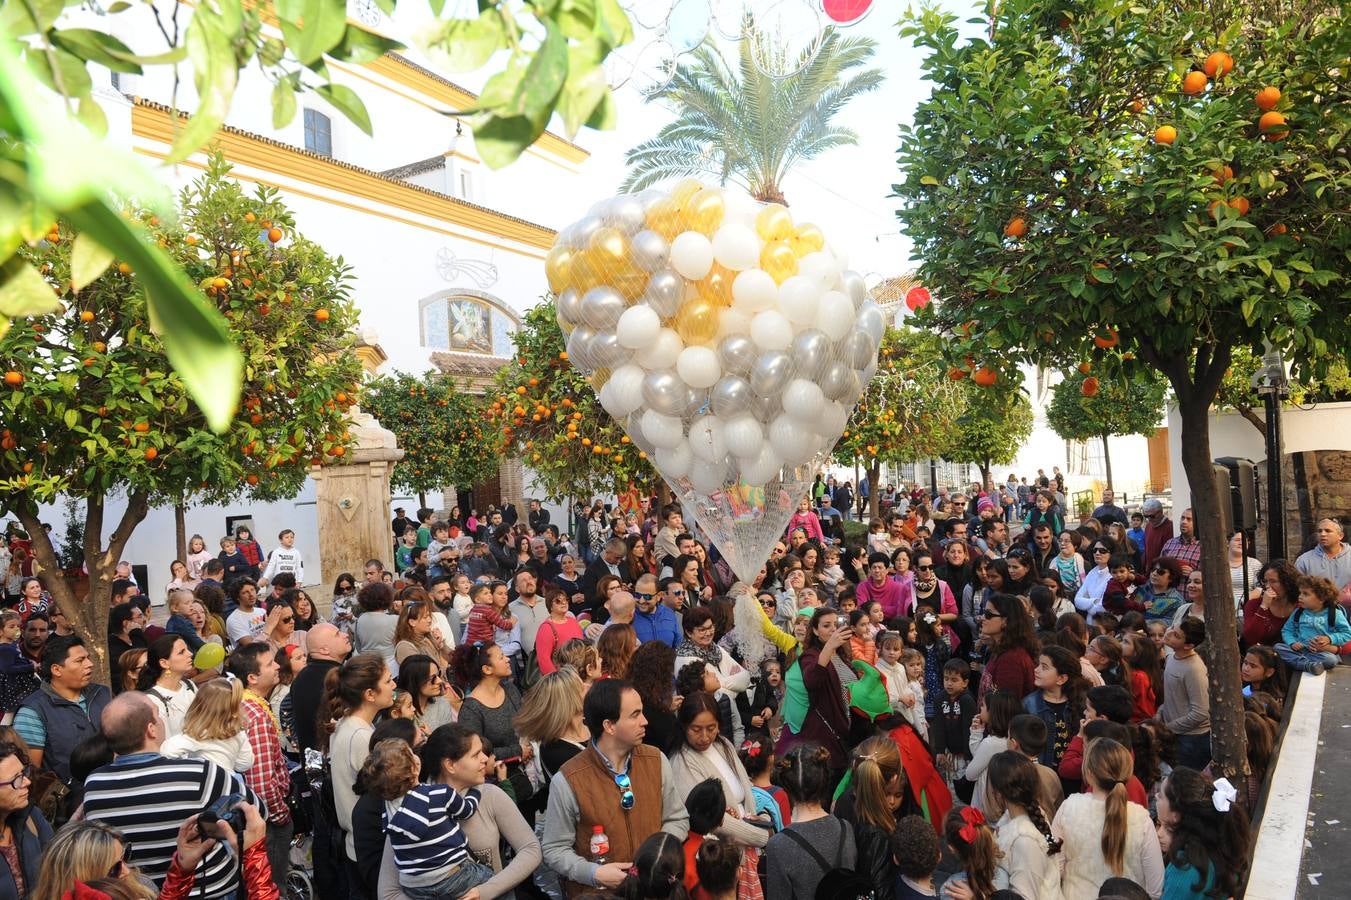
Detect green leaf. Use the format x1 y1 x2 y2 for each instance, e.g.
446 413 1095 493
169 10 238 163
70 232 114 291
556 46 608 137
1271 269 1290 293
64 408 77 429
271 78 297 129
276 0 348 66
0 0 64 35
1289 259 1313 273
64 200 241 431
75 94 107 136
470 113 540 169
25 46 92 98
330 23 404 65
0 257 59 317
314 82 372 135
416 12 504 74
1255 257 1272 277
593 0 634 50
508 21 568 121
920 175 939 185
1241 297 1256 324
50 28 143 74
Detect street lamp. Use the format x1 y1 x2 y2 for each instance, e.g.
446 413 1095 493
1252 350 1289 558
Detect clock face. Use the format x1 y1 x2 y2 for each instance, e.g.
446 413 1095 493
349 0 383 27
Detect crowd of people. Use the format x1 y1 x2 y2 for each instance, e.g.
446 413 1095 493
0 479 1347 900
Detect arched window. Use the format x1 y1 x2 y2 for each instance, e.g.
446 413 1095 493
419 292 518 356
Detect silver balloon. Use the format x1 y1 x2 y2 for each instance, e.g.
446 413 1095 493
590 331 632 367
841 328 874 370
749 350 792 397
631 230 670 273
642 270 684 318
841 270 867 309
581 287 626 330
625 412 656 455
571 215 603 249
607 195 647 235
642 370 688 416
857 301 886 344
710 374 753 417
556 289 583 327
821 361 860 401
685 388 710 417
636 189 667 212
751 392 783 423
567 325 597 372
717 334 757 377
790 329 831 380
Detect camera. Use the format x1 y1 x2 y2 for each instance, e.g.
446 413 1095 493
196 793 246 841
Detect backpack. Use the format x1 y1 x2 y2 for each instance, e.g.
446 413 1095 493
779 819 874 900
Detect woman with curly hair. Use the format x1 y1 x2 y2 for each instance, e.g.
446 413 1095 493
1243 558 1299 649
629 641 680 753
1156 767 1251 899
976 593 1039 704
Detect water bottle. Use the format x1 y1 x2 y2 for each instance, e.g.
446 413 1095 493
589 825 610 864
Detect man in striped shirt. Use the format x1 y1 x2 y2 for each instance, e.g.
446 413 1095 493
82 691 262 898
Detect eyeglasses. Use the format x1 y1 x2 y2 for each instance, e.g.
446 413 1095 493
635 592 654 601
669 590 685 598
0 766 33 791
280 616 294 624
982 609 1004 620
108 842 132 878
1152 567 1168 575
916 564 934 571
1093 547 1110 553
614 773 635 810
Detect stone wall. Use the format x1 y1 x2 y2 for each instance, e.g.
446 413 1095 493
1278 450 1351 559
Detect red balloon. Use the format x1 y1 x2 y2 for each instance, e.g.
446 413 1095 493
822 0 873 25
905 285 932 311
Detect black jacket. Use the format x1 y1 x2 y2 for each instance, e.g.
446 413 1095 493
291 658 341 754
0 806 51 900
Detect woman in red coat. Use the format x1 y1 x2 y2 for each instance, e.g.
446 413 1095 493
976 592 1039 705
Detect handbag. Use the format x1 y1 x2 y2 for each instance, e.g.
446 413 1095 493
29 768 69 823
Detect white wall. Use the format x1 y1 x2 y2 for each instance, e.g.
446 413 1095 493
1166 401 1351 515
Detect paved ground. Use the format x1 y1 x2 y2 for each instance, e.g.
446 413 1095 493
1295 665 1351 899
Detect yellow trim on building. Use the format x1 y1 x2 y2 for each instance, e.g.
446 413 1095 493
130 101 555 252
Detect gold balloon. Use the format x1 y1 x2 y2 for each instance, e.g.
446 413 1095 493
760 240 799 284
673 297 720 344
545 245 573 294
755 203 793 242
791 223 826 256
645 200 682 241
697 263 735 306
612 259 648 301
555 309 574 336
670 178 704 209
687 188 726 236
588 227 629 271
570 248 602 293
590 367 612 391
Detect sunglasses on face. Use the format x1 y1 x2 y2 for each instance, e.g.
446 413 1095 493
916 564 934 571
1094 547 1110 553
635 592 654 601
108 842 133 878
982 608 1004 620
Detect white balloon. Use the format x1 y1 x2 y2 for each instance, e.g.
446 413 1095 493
689 460 729 495
670 231 714 280
777 275 821 326
711 224 760 271
731 269 777 313
769 413 817 465
783 379 826 422
723 192 759 227
750 310 793 351
820 400 850 439
606 364 646 417
641 328 684 370
616 304 662 349
798 250 836 287
722 413 765 459
832 246 849 276
841 270 867 309
676 345 721 389
717 307 752 340
641 409 685 449
815 290 855 341
654 443 693 480
857 301 886 344
738 444 783 484
687 414 726 462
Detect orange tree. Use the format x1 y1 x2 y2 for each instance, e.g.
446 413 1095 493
895 0 1349 777
0 153 361 683
1046 368 1169 490
944 379 1034 486
491 299 656 502
833 326 964 517
364 371 500 508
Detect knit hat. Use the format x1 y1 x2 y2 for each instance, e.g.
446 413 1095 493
976 495 996 513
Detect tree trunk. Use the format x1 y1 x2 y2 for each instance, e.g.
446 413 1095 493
1101 432 1114 491
13 491 149 688
174 502 188 563
1234 402 1268 437
867 462 881 520
1175 396 1247 779
979 460 991 486
418 491 427 511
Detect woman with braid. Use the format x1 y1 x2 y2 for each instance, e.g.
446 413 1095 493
987 751 1063 900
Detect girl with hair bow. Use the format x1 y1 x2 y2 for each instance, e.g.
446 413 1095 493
1156 768 1251 900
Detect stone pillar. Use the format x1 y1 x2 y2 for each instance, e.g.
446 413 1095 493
311 333 404 586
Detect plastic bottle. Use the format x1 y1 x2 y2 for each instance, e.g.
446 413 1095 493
589 824 610 864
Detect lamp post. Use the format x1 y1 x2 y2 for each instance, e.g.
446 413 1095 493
1252 350 1289 559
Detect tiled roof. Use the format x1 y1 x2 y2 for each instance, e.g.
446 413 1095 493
381 154 446 180
429 351 511 378
869 273 923 307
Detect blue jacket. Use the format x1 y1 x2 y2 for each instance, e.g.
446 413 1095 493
0 805 51 900
632 605 681 647
164 613 205 652
1282 604 1351 648
1021 690 1076 768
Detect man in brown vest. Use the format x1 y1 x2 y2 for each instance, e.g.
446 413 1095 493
542 678 689 896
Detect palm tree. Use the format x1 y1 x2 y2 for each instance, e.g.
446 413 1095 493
620 25 882 206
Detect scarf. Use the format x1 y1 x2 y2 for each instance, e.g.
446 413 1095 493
677 638 723 668
244 688 280 731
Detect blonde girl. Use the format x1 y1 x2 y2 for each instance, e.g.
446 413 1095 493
1051 737 1164 899
897 647 929 740
186 534 212 581
842 736 907 898
160 678 253 774
875 632 908 711
551 639 601 691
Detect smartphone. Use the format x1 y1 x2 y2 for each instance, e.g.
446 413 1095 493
836 614 848 628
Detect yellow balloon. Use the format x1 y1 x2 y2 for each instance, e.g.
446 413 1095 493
670 178 704 209
545 245 573 294
674 297 720 344
697 263 735 306
755 203 794 242
555 309 575 335
645 200 682 241
590 367 612 391
791 223 826 256
588 227 629 272
687 188 726 236
570 249 602 293
760 240 799 284
612 259 648 301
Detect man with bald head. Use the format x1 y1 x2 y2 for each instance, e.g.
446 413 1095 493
585 590 636 642
1297 518 1351 593
82 691 260 896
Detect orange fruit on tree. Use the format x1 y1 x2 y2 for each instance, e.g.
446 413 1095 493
1258 111 1288 140
1003 216 1028 238
973 367 998 387
185 234 197 245
1203 51 1234 78
267 227 283 243
1081 376 1100 397
1078 362 1092 374
516 386 527 395
3 371 22 387
1228 196 1251 216
133 422 149 433
1182 71 1208 95
79 310 94 323
947 367 967 381
1093 329 1119 349
331 445 346 457
1266 222 1288 236
143 447 158 461
246 474 260 486
1254 86 1281 111
1211 164 1233 185
212 277 228 289
314 309 330 322
1129 98 1144 113
1154 125 1177 145
118 263 132 275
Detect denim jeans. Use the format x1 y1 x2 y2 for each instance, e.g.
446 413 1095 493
1174 732 1212 771
403 859 495 900
266 819 294 889
1276 642 1340 672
